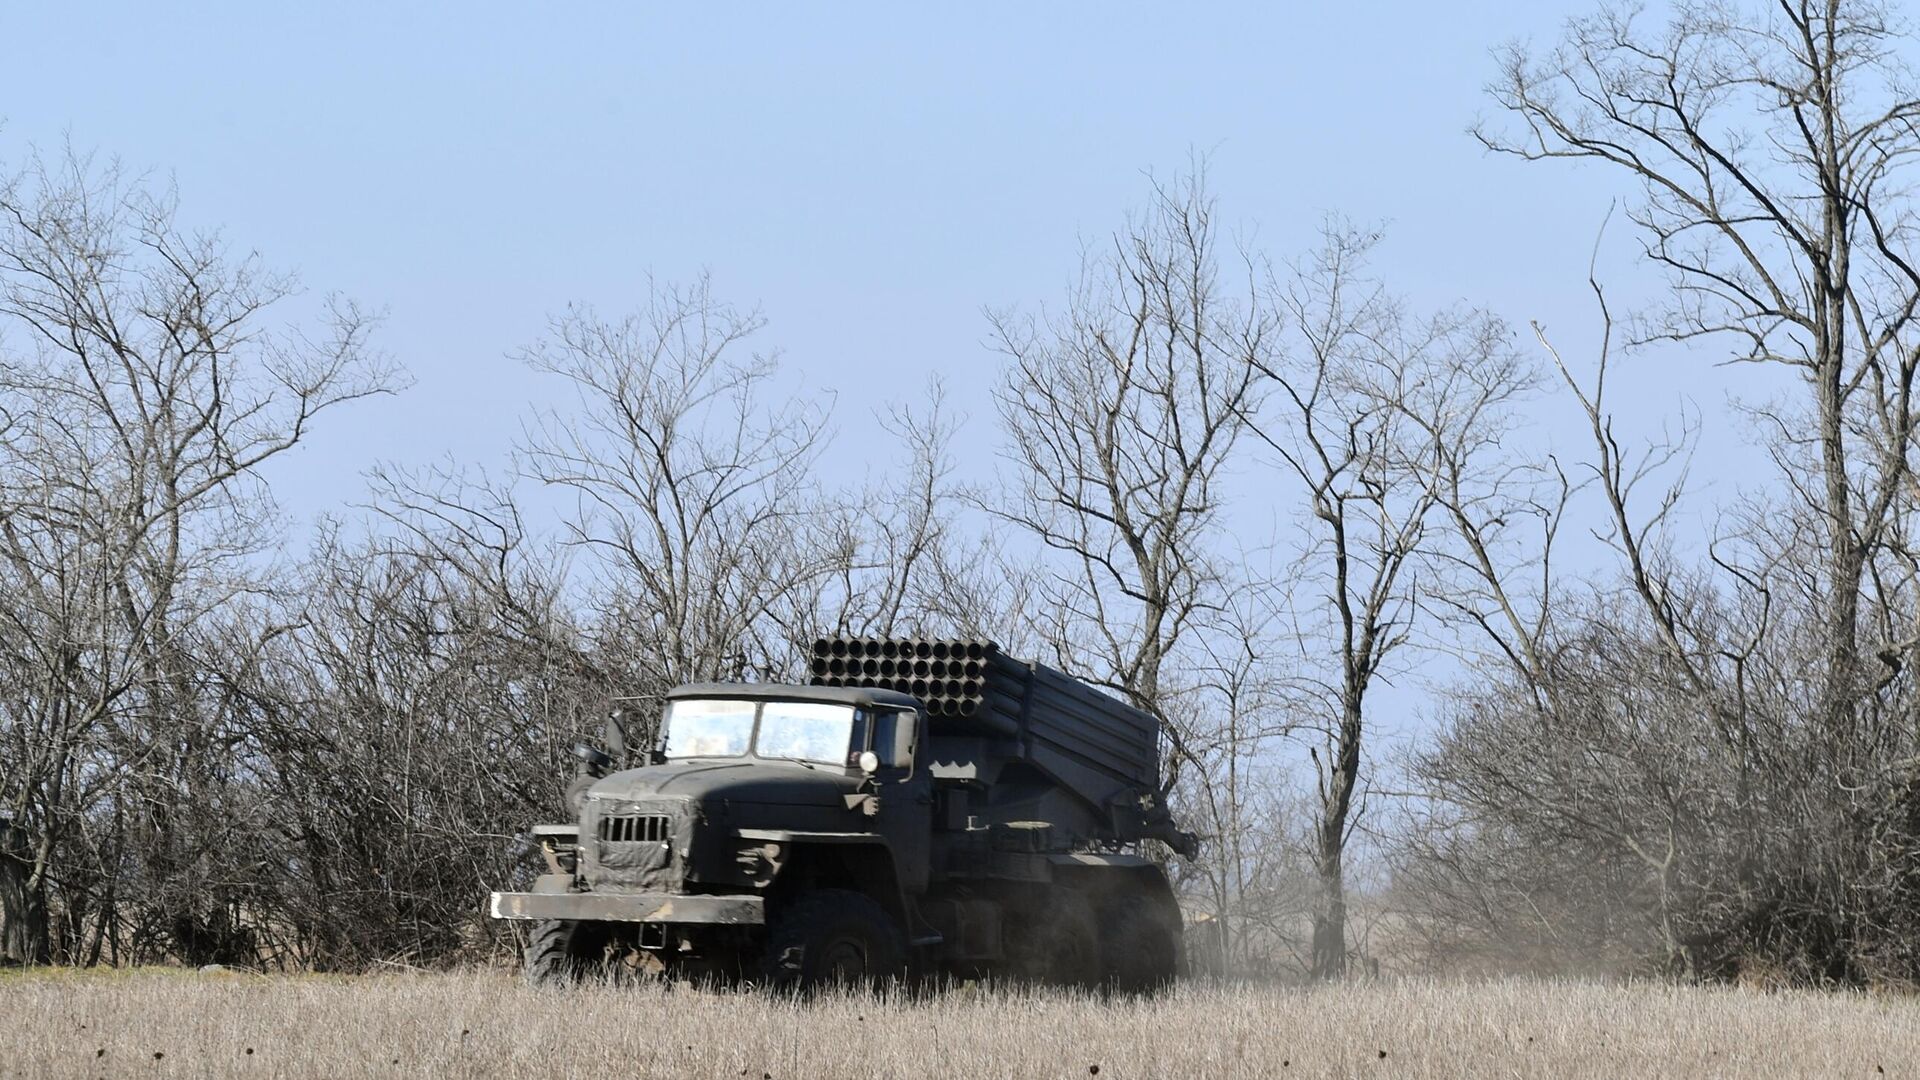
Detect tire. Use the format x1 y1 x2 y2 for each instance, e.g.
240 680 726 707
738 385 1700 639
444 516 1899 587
762 890 905 991
1098 894 1180 994
1008 889 1102 988
523 919 608 987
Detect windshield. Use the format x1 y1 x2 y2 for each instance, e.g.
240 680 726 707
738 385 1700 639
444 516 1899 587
758 701 860 765
659 698 862 764
661 699 756 758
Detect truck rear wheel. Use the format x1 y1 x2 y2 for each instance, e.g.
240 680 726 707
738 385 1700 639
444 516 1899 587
1009 890 1101 988
523 919 608 986
1098 894 1180 994
763 889 904 991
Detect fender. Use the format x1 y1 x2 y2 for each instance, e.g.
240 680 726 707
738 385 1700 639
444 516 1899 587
1047 852 1159 870
735 828 926 945
736 828 887 845
1047 852 1180 916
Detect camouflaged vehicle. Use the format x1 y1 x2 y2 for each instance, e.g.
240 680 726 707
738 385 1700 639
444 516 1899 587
489 638 1194 990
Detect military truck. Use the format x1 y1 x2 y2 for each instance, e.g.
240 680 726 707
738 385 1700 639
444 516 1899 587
489 637 1195 990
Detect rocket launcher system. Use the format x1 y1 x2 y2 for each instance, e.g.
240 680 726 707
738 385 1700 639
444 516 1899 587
808 636 1192 854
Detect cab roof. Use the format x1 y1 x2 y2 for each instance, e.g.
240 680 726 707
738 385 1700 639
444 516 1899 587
665 682 921 711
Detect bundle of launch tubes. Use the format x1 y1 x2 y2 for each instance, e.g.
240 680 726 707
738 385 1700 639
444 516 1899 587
806 636 1158 785
808 637 1008 718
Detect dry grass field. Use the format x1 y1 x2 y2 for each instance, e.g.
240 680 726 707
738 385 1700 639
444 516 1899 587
2 967 1916 1079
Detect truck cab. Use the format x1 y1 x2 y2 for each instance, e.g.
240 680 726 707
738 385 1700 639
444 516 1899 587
492 684 929 986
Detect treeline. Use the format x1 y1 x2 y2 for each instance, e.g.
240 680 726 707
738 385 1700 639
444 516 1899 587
6 0 1920 986
0 152 1004 968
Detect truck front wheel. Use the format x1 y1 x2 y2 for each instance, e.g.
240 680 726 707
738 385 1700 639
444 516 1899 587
763 890 904 991
523 919 609 987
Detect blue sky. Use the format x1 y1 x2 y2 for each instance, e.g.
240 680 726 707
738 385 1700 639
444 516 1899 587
0 2 1726 539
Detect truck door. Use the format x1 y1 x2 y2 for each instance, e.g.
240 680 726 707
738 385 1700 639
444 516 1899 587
872 708 933 894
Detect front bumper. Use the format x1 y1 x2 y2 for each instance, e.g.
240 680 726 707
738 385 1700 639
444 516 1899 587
489 890 764 925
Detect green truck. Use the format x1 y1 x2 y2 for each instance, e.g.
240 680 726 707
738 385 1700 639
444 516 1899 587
489 637 1194 990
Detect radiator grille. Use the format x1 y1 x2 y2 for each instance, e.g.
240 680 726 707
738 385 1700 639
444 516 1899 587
597 813 671 844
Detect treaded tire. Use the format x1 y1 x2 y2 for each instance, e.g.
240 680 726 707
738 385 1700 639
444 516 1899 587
1008 889 1102 988
1098 894 1180 995
523 919 608 987
762 889 905 992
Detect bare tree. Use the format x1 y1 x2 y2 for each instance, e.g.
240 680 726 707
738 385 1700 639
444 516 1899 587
989 168 1271 802
1396 0 1920 984
517 276 845 701
1251 221 1527 978
1172 587 1310 972
0 149 394 963
1478 0 1920 746
224 469 604 970
1404 269 1888 980
805 379 1011 644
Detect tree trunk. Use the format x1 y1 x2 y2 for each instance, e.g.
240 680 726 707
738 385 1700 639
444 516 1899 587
1311 696 1364 980
0 821 47 965
1310 871 1348 980
1815 322 1862 744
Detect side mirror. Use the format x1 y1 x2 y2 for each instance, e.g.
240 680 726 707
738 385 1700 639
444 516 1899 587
573 741 613 777
603 710 630 766
890 710 918 766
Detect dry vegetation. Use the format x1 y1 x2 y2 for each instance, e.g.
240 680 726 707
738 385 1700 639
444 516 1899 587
1 969 1914 1079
